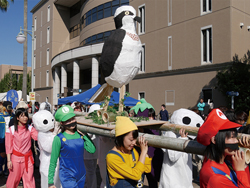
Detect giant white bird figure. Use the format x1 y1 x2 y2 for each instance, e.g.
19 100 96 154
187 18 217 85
89 5 142 105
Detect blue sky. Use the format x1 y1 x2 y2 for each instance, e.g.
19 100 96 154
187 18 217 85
0 0 40 67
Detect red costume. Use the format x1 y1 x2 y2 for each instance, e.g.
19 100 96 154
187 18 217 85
5 125 38 188
200 158 250 188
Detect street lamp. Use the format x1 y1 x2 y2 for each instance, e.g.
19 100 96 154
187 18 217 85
16 25 35 113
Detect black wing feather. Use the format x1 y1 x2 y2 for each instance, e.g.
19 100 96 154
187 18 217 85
100 29 126 78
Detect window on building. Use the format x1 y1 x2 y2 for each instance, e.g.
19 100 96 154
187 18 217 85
121 0 129 6
70 24 80 39
165 90 175 106
168 0 172 25
47 48 49 65
168 36 172 70
40 31 42 47
140 44 145 72
34 55 36 69
112 0 119 15
40 72 41 87
138 5 145 34
34 36 36 50
47 27 50 43
202 88 213 103
104 2 112 18
104 31 111 40
97 4 104 20
47 5 50 22
91 35 97 44
86 10 91 26
80 0 129 29
40 51 42 67
201 25 212 64
34 17 37 31
138 92 145 100
92 7 97 22
97 33 103 43
81 30 113 46
201 0 212 14
46 70 49 87
41 11 43 27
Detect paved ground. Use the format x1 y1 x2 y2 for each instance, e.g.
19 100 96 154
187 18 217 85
0 165 200 188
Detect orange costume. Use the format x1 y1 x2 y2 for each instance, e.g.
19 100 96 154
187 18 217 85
200 158 250 188
5 125 38 188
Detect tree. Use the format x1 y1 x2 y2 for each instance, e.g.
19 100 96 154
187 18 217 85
0 0 14 12
216 51 250 112
0 72 31 94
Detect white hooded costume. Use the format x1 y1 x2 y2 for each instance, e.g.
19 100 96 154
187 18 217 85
33 110 61 188
159 108 204 188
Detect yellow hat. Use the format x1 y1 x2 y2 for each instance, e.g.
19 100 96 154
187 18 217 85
247 111 250 125
115 116 138 137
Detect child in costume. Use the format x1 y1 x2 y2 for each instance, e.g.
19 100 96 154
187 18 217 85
48 105 96 188
106 116 151 188
197 108 250 188
33 110 61 188
0 106 8 177
5 108 38 188
159 108 204 188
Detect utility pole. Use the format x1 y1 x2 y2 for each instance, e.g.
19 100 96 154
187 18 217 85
22 0 28 101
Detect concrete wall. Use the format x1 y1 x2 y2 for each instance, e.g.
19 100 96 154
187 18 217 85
0 65 31 79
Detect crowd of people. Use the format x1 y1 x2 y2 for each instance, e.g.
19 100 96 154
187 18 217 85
0 99 249 188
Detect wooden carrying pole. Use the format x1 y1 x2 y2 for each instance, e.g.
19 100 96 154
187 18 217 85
77 123 250 155
148 122 250 141
77 123 206 155
146 122 199 136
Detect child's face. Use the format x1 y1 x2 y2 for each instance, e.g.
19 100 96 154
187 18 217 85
61 117 76 129
224 134 239 156
122 131 137 152
17 113 28 125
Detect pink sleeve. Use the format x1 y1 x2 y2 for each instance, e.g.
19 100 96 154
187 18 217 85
5 131 13 154
30 126 38 141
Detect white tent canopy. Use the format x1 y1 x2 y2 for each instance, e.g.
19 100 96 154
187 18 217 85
0 90 30 101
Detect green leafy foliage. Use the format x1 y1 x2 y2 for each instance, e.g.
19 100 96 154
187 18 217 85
0 0 13 12
85 111 105 125
216 51 250 111
0 72 31 94
130 116 149 122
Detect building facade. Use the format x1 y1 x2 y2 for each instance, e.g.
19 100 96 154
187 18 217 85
0 64 31 81
31 0 250 114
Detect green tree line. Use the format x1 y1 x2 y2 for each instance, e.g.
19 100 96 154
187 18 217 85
216 50 250 112
0 71 31 94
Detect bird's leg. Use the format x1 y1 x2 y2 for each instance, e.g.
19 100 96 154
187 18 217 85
119 85 125 112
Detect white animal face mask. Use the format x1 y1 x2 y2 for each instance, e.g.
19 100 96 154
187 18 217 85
170 108 204 139
33 110 55 132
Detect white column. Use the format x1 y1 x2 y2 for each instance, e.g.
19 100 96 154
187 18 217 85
53 67 60 105
61 63 67 98
92 56 99 88
73 60 80 95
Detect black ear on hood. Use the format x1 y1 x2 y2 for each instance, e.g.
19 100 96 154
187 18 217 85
134 16 141 23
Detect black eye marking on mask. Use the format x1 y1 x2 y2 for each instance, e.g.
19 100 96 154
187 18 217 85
43 119 48 125
182 117 191 125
